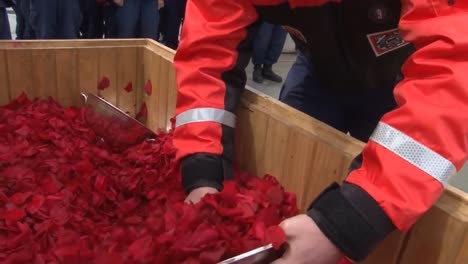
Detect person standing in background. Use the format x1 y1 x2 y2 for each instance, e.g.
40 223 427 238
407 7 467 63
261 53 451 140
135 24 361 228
0 0 14 39
252 21 287 84
113 0 161 40
13 0 35 39
158 0 186 50
29 0 81 39
80 0 105 39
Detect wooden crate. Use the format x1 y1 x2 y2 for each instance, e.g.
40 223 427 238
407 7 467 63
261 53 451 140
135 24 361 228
0 39 467 263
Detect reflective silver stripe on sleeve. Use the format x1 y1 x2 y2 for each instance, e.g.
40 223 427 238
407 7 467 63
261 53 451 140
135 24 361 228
175 108 236 128
370 122 456 185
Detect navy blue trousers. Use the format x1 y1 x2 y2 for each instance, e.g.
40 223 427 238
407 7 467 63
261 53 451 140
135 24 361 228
0 8 11 39
30 0 81 39
114 0 159 40
279 52 398 142
80 0 104 39
158 0 186 49
13 0 35 39
252 22 287 66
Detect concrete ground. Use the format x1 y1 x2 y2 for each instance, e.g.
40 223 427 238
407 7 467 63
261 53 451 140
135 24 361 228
245 53 297 99
6 9 468 192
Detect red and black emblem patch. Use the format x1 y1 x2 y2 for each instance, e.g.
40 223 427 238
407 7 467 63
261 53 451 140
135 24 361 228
367 28 410 57
283 26 307 44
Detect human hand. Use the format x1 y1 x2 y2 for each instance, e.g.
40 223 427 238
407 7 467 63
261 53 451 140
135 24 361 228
114 0 124 7
272 214 343 264
158 0 164 9
184 187 218 204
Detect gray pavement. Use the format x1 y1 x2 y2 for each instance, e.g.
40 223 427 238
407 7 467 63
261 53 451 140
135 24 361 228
245 53 297 99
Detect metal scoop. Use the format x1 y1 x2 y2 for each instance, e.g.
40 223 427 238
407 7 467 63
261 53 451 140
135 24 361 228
217 244 286 264
80 92 155 148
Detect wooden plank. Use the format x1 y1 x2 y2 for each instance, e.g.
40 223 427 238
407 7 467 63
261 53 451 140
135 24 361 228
98 48 118 105
134 46 145 120
31 49 56 101
281 129 318 210
0 50 10 105
166 62 177 130
241 87 365 158
399 209 467 263
362 231 407 264
156 55 170 130
145 39 175 65
116 47 138 116
455 232 468 263
0 39 148 49
55 49 78 107
259 115 291 181
235 104 270 178
142 47 156 129
399 187 468 264
78 48 99 98
5 49 33 100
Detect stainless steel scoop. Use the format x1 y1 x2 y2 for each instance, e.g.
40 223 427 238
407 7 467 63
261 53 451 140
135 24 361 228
217 244 285 264
80 92 155 147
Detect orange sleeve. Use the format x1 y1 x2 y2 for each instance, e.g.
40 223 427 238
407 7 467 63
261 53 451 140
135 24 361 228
347 0 468 230
173 0 258 161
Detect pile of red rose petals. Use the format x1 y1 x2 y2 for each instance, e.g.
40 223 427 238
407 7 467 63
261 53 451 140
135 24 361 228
0 94 298 264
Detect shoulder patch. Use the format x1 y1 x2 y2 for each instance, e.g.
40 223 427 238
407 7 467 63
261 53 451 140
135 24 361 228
367 28 410 57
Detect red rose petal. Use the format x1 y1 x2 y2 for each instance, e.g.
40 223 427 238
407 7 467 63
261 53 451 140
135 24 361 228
2 248 34 263
7 222 33 249
26 195 45 214
42 175 63 194
128 235 152 261
15 125 31 136
124 82 133 93
265 225 286 249
9 192 32 205
199 244 226 263
251 221 266 241
2 209 26 222
190 226 219 247
0 192 8 203
135 102 148 120
94 173 107 192
145 80 152 96
337 257 353 264
97 76 110 90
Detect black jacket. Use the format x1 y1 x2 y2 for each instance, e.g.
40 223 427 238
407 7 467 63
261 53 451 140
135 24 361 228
257 0 415 93
0 0 15 8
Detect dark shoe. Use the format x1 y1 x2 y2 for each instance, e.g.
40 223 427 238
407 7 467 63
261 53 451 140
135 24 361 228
262 64 283 83
253 65 264 83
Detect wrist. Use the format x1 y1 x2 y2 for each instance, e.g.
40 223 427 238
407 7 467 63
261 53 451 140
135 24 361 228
181 153 224 194
306 182 395 262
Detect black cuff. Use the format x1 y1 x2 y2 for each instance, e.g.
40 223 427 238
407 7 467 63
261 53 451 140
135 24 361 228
181 153 224 194
307 182 395 262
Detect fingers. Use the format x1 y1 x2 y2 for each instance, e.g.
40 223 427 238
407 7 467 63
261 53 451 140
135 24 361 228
279 215 302 238
279 217 293 236
184 187 219 204
271 259 288 264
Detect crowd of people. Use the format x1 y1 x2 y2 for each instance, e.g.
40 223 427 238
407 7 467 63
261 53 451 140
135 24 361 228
0 0 187 50
0 0 287 81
